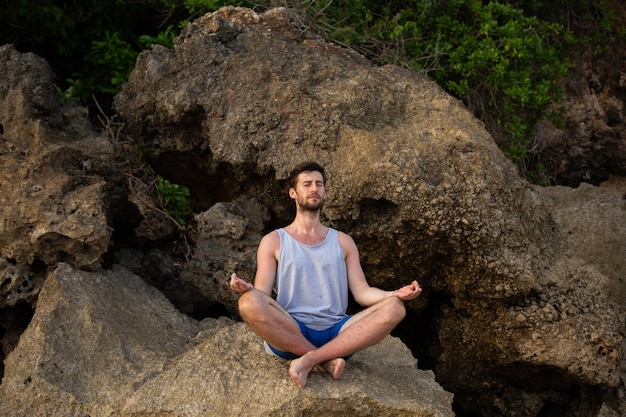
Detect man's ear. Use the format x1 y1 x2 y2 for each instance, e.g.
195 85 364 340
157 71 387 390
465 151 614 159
289 187 297 199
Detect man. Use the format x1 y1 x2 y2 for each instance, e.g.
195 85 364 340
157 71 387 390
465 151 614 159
230 161 421 388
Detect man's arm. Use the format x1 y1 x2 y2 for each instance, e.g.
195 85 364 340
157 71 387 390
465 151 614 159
231 230 279 296
252 230 280 296
339 232 421 306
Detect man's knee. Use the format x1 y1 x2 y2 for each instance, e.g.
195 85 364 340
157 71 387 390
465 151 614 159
384 296 406 322
237 290 262 318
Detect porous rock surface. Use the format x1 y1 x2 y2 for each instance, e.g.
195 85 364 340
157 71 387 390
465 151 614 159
179 195 269 312
0 263 454 417
0 44 125 307
113 7 624 416
537 176 626 305
537 177 626 417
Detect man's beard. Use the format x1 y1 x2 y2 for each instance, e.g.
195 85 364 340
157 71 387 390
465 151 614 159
298 193 325 212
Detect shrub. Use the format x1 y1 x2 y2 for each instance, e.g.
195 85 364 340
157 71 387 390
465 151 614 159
155 177 192 225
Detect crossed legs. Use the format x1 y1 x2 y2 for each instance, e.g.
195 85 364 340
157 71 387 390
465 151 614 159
237 289 406 387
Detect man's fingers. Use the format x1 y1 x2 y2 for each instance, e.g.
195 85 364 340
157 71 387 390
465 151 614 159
230 273 242 291
401 281 422 300
230 273 253 294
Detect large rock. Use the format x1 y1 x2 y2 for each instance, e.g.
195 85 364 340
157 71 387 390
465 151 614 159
537 177 626 417
113 6 624 416
0 262 454 416
0 44 126 308
113 6 559 302
179 195 269 312
537 176 626 305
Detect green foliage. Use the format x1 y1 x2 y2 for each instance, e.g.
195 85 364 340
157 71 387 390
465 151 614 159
281 0 624 182
155 177 192 225
519 0 624 55
140 25 180 49
426 1 571 156
68 30 140 101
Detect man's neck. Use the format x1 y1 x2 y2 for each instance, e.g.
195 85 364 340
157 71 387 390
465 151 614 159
285 210 328 243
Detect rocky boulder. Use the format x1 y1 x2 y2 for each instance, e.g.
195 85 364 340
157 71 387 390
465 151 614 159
112 7 624 416
536 176 626 305
0 262 454 417
537 176 626 417
0 44 127 307
179 196 269 312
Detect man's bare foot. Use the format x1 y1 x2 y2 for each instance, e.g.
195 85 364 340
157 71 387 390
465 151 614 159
289 356 313 388
289 356 345 388
321 358 345 380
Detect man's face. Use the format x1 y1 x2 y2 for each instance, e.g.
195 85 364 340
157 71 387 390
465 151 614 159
291 170 326 211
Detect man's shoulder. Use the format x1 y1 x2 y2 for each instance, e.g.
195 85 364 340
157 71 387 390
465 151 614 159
334 229 352 239
259 230 281 248
258 230 281 260
335 229 356 248
262 229 281 242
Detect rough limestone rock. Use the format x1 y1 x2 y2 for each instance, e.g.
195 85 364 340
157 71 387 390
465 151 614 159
0 44 126 308
0 262 454 417
179 195 269 312
536 176 626 305
536 177 626 417
112 7 624 415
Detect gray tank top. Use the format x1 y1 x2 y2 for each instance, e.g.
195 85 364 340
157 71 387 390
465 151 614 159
275 228 349 331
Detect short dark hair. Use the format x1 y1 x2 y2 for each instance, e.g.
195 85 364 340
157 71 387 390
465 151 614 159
288 161 326 189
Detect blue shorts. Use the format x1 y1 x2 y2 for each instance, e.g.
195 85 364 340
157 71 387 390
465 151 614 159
266 315 352 360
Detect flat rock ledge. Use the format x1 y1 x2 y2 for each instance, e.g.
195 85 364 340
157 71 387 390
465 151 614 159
0 263 454 417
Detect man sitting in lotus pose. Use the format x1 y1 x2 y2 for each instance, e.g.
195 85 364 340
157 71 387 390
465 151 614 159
230 161 422 388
